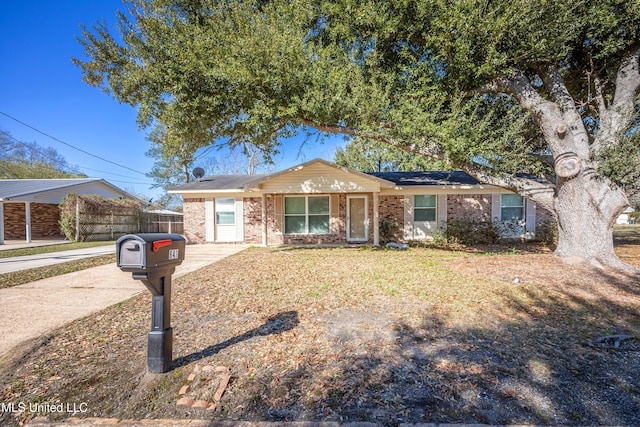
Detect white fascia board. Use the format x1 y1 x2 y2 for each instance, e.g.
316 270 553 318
168 188 257 194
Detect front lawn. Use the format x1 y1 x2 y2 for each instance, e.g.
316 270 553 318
1 243 639 426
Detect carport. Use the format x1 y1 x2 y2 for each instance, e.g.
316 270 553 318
0 178 140 244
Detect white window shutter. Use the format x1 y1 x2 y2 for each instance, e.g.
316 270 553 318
404 195 414 240
205 198 215 242
235 198 244 242
525 199 536 237
437 194 447 230
491 194 501 222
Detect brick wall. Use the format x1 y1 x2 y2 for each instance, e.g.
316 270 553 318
243 197 263 244
535 204 556 228
447 194 492 222
183 198 206 244
378 195 404 242
3 203 62 239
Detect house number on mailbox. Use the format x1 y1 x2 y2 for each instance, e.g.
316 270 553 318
168 249 179 260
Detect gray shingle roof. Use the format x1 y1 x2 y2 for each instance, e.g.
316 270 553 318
0 178 104 200
366 171 481 186
171 174 269 191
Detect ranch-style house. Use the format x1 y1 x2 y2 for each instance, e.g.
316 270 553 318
169 158 554 246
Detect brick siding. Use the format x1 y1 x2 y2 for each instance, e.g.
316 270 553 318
243 197 263 244
2 203 62 239
378 195 404 242
183 198 206 244
447 194 492 222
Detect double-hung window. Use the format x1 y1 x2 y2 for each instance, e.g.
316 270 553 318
500 194 524 221
414 195 436 222
284 196 330 234
215 198 235 225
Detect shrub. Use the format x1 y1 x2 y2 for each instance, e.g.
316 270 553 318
444 218 501 245
379 217 400 244
534 220 558 246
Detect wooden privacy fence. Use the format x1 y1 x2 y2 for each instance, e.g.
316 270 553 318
60 195 185 242
143 210 184 234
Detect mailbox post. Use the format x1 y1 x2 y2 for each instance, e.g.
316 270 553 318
116 233 185 373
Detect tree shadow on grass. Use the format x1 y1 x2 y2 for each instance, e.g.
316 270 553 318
173 311 299 369
242 270 640 425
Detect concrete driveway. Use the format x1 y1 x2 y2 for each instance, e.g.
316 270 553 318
0 245 115 274
0 244 247 361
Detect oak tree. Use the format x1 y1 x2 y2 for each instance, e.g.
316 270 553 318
75 0 640 270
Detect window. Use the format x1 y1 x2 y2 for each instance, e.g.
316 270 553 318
501 194 524 221
284 196 330 234
414 195 436 222
215 198 235 225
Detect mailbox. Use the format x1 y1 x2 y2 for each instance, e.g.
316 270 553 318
116 233 185 274
116 233 186 373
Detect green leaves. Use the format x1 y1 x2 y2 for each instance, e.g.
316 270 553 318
74 0 639 194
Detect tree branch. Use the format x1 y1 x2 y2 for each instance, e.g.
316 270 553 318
592 45 640 153
299 118 556 210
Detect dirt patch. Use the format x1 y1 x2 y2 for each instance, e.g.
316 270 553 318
1 244 639 426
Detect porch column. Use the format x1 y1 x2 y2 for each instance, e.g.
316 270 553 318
373 192 380 246
25 201 32 243
261 193 268 246
0 202 4 245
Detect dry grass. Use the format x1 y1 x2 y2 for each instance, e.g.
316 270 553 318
0 255 116 289
1 240 639 426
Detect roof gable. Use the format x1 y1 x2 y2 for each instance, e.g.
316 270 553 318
0 178 140 203
245 159 395 193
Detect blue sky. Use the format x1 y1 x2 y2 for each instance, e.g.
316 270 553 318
0 1 345 201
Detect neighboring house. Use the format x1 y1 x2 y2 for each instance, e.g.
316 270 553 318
169 158 554 246
616 207 635 225
0 178 140 244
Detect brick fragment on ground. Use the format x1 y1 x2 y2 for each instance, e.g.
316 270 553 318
178 385 190 395
192 399 209 410
214 374 232 402
176 397 194 407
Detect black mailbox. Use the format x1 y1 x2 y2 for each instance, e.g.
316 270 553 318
116 233 185 274
116 233 186 373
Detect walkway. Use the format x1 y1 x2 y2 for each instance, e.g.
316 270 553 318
0 244 248 360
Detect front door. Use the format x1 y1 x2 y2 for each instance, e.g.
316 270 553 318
347 196 368 242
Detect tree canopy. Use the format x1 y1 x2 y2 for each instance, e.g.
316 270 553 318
335 137 451 172
75 0 640 269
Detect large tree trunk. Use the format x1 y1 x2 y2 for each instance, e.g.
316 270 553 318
553 169 633 271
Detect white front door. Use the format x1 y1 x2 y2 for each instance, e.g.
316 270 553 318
347 196 368 242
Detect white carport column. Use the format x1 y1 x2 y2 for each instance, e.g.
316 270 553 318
0 202 5 244
25 202 32 243
373 192 380 246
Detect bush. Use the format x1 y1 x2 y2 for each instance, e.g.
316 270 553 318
443 218 501 245
379 217 400 244
629 211 640 224
534 220 558 246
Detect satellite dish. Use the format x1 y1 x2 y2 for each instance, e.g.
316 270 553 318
193 167 205 180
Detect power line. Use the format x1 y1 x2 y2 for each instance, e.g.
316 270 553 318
3 134 154 184
71 164 155 184
0 111 148 176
